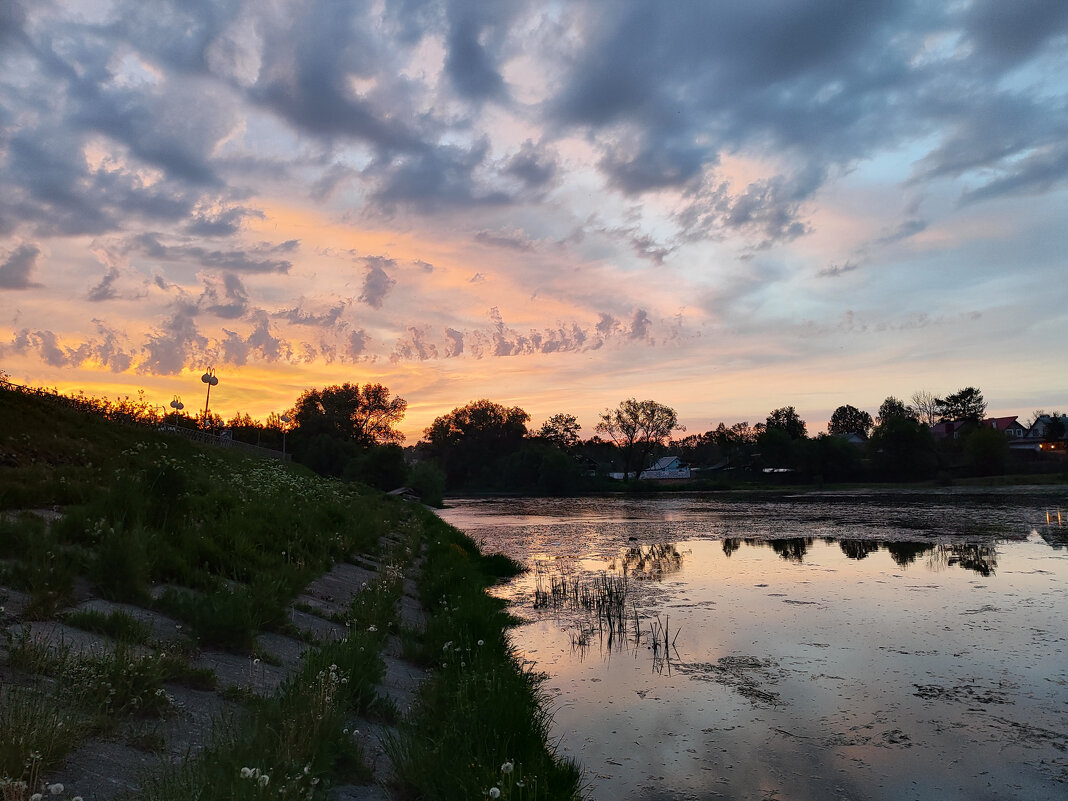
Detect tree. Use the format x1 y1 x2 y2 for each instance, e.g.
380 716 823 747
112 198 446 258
828 405 873 437
910 390 939 426
711 422 757 467
536 413 581 450
291 383 407 446
935 386 986 423
422 399 530 488
765 406 807 440
876 396 915 426
962 427 1007 476
596 398 683 480
868 417 937 481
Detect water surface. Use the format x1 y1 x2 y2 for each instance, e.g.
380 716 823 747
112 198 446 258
439 489 1068 801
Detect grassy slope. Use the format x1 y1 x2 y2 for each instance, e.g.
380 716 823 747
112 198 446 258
0 387 582 800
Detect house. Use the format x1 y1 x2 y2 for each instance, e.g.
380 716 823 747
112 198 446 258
639 456 691 481
833 432 868 446
930 417 1028 441
607 455 692 481
981 416 1028 438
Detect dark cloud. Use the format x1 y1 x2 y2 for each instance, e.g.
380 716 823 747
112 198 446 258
219 311 288 366
874 219 928 247
140 308 208 374
504 140 558 188
275 301 348 328
817 261 860 278
962 0 1068 68
445 7 505 100
358 256 397 308
347 328 369 360
474 229 535 251
132 233 293 273
390 326 440 361
199 273 249 318
370 138 511 211
443 327 464 357
0 244 42 289
87 267 121 301
628 308 652 340
185 206 265 237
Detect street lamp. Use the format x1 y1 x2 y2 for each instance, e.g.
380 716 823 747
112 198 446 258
200 367 219 430
281 414 291 458
169 394 184 427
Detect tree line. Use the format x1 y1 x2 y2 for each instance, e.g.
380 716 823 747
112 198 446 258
5 370 1062 501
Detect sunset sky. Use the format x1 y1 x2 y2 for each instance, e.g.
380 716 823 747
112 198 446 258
2 0 1066 440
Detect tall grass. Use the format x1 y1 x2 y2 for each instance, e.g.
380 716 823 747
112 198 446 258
388 511 583 801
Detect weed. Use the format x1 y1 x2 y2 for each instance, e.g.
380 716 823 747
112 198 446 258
63 609 151 644
0 684 91 781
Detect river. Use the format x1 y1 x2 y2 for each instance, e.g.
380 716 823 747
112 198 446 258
438 488 1068 801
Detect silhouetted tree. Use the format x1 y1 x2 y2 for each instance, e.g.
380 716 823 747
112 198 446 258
910 390 939 426
876 396 916 425
869 417 937 480
828 405 873 436
536 413 582 450
935 386 986 423
291 383 407 446
765 406 807 439
963 426 1007 476
596 398 683 480
423 399 530 488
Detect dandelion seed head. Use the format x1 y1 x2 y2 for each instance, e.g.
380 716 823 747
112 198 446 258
501 761 514 774
489 787 501 798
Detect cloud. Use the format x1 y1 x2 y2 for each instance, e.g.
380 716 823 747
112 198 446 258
474 228 536 251
347 328 370 360
199 273 250 318
220 311 288 366
817 261 860 279
132 233 294 273
140 308 208 374
0 244 42 289
186 206 266 237
445 5 505 100
504 140 558 189
358 256 397 308
275 300 348 328
87 267 121 301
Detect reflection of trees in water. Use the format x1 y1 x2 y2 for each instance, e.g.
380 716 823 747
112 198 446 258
932 543 998 577
767 538 811 563
838 539 881 560
611 542 683 579
886 541 934 567
712 536 999 575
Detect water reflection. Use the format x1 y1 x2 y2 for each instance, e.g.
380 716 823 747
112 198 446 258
715 537 1001 576
609 542 684 578
838 539 881 560
438 493 1068 801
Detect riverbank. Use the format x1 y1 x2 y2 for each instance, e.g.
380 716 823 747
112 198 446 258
0 387 582 800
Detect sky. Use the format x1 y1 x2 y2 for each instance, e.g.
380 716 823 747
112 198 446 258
1 0 1066 441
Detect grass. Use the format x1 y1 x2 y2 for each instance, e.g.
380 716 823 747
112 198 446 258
63 609 152 644
1 384 585 798
386 510 583 800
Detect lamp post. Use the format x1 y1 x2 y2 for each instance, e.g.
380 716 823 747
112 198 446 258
200 367 218 430
281 414 291 459
169 394 184 427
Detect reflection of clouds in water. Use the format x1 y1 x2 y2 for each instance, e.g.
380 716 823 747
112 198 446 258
440 494 1068 801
